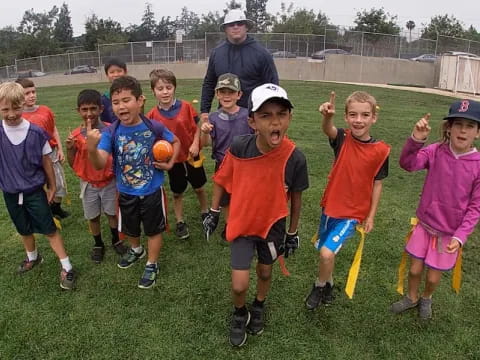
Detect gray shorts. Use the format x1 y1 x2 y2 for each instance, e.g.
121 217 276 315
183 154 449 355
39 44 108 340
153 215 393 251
80 179 117 220
50 148 67 198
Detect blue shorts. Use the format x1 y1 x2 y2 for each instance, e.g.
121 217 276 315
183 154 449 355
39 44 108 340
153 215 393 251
314 211 358 254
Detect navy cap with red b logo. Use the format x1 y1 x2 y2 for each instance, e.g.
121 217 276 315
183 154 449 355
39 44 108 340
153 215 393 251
444 99 480 123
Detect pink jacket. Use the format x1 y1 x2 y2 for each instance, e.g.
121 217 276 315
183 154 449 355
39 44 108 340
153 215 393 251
400 137 480 244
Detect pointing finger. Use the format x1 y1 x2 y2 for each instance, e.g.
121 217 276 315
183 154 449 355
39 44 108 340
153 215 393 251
86 118 92 131
329 91 336 106
423 113 431 122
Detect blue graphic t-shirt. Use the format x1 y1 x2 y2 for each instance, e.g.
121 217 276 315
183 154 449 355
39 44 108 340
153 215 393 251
98 120 174 196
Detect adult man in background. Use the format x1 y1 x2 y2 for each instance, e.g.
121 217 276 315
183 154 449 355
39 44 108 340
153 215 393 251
200 9 279 122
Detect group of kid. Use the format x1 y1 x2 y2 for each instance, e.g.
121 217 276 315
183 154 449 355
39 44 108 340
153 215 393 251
1 57 480 347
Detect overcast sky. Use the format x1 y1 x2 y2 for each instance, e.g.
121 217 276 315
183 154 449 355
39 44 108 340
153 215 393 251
2 0 479 36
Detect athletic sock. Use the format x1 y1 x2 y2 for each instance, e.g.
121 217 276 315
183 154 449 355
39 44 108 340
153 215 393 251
315 278 326 287
146 261 157 267
93 234 104 248
60 257 73 272
132 246 143 254
27 249 38 261
234 306 248 316
110 227 119 245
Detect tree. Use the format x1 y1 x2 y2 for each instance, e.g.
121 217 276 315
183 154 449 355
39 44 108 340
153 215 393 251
465 25 480 42
246 0 272 32
406 20 415 42
84 14 127 50
127 2 158 41
353 8 400 35
17 6 61 57
175 7 201 38
0 26 22 66
225 0 242 11
421 15 465 39
155 16 175 40
272 6 329 35
190 11 223 39
53 3 73 47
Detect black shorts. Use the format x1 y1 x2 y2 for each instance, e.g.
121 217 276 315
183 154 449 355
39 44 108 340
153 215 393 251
3 188 57 236
215 161 230 207
168 162 207 194
119 187 166 237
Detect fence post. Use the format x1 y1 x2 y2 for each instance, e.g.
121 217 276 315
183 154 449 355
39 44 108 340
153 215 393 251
467 40 471 53
360 32 364 57
97 44 101 68
67 52 71 71
434 33 439 56
323 24 327 50
204 33 207 62
40 56 44 72
398 35 402 59
283 33 286 52
130 43 134 64
152 41 155 64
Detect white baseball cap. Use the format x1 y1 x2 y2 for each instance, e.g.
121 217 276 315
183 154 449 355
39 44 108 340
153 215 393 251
248 83 294 113
220 9 254 30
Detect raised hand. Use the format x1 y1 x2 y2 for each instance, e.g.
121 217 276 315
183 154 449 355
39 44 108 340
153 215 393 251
85 118 101 151
65 131 76 150
319 91 336 121
412 113 431 141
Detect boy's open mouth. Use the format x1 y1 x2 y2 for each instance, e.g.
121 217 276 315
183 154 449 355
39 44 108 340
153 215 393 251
271 130 281 142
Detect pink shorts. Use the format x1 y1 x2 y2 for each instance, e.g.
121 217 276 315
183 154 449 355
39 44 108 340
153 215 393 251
405 223 459 271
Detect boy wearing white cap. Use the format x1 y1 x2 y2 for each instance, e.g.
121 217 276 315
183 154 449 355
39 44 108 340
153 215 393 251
203 83 309 347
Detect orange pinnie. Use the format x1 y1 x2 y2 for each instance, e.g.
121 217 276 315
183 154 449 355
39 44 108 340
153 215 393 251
153 140 173 161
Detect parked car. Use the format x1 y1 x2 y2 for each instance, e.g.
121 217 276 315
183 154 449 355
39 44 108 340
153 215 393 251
65 65 97 75
311 49 350 60
15 70 47 78
442 51 480 58
410 54 437 63
271 51 297 58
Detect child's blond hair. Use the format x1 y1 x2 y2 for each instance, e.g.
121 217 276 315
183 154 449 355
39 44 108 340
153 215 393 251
0 82 25 107
345 91 377 115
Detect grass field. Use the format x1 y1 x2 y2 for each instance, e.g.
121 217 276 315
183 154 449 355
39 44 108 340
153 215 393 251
1 79 479 360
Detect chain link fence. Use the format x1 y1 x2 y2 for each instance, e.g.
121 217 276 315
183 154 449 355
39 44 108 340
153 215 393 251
1 30 480 81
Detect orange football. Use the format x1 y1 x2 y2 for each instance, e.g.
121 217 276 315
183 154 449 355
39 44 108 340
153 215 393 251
153 140 173 161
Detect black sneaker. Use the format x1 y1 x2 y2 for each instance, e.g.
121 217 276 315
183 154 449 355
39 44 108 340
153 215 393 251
117 248 145 269
323 283 335 305
17 255 44 274
229 310 251 347
112 241 128 255
60 268 77 290
201 212 208 222
247 303 265 335
138 263 159 289
51 203 70 219
175 221 190 239
90 246 105 263
305 284 324 310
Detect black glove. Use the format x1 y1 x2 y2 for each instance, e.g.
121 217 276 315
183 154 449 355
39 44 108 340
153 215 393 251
203 208 220 240
284 230 299 258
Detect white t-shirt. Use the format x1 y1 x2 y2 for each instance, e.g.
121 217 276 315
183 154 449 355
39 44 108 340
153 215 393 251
2 119 51 155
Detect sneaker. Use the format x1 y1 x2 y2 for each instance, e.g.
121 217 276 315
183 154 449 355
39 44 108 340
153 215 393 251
60 269 76 290
90 246 105 263
305 284 324 310
418 297 432 320
112 240 128 255
17 255 44 274
138 263 159 289
51 203 70 219
201 212 208 222
117 248 146 269
323 283 335 305
247 303 265 335
175 221 190 239
229 310 251 347
390 296 419 314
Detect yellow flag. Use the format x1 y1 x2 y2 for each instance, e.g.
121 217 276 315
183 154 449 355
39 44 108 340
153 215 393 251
53 217 62 230
452 248 463 294
345 226 366 299
396 218 418 295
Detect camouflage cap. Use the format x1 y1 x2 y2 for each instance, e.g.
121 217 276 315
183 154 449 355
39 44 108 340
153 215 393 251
215 73 241 92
